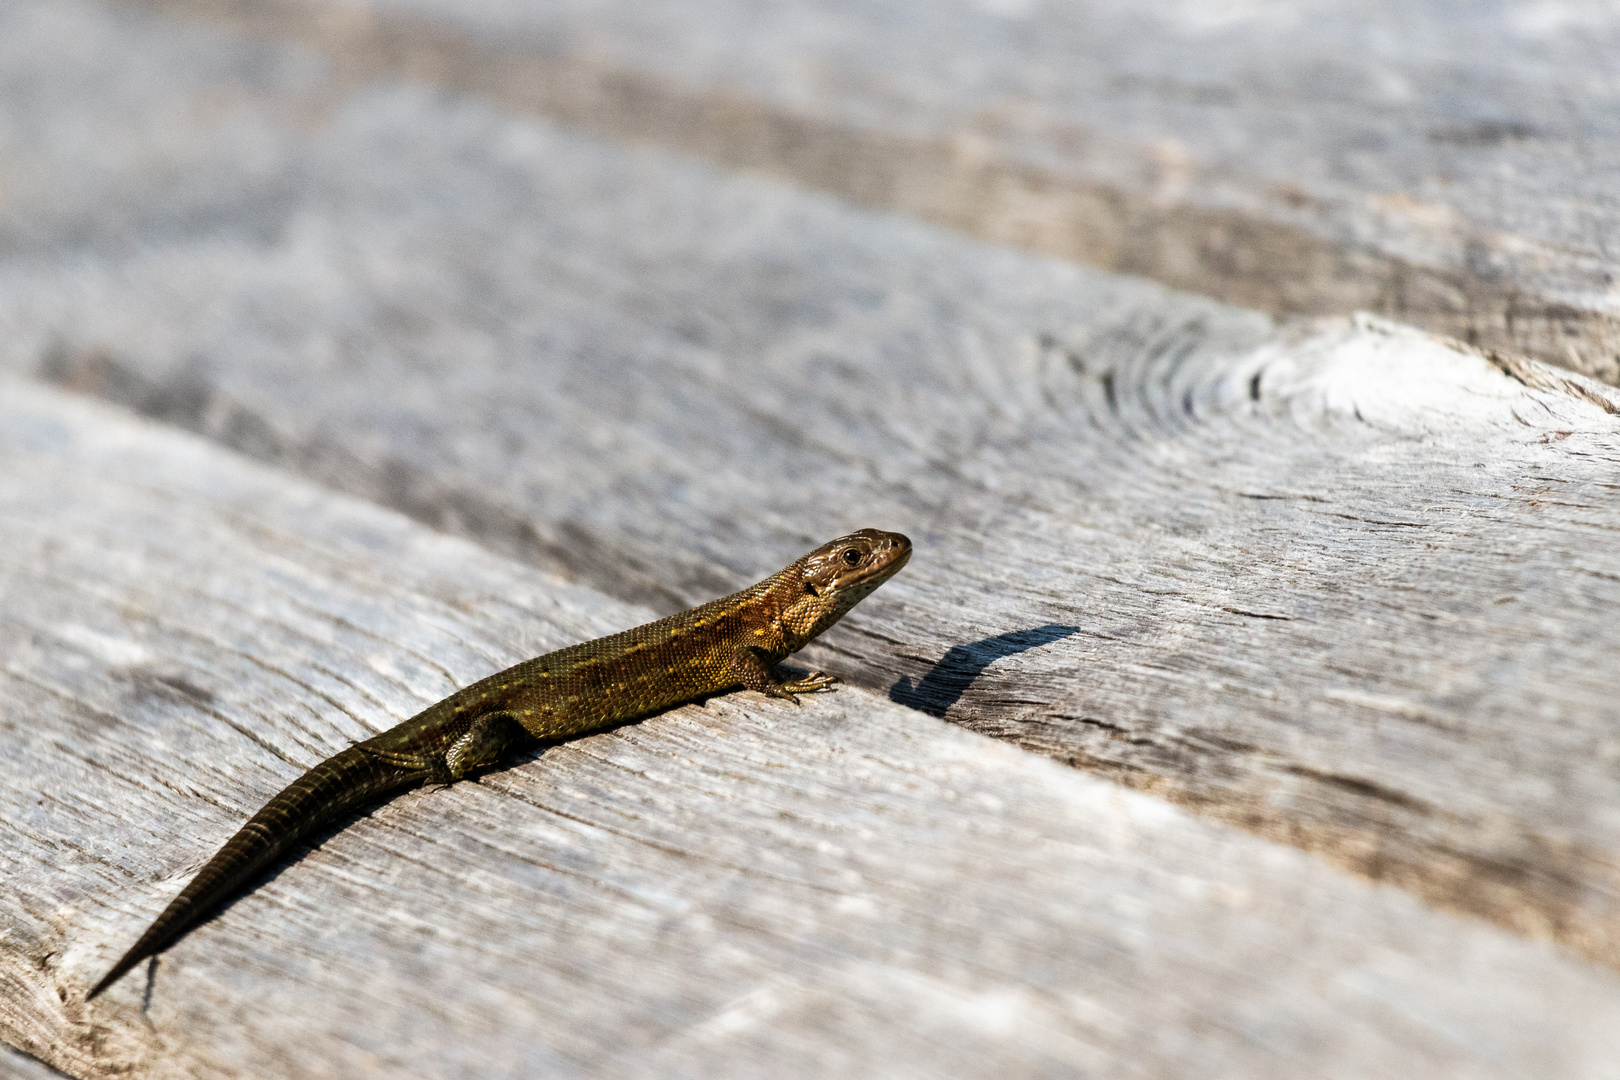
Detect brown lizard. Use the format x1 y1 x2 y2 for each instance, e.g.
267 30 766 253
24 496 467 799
88 528 911 998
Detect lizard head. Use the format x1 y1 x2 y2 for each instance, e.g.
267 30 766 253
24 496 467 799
779 528 911 649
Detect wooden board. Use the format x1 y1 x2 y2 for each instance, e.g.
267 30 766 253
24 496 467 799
6 3 1620 1072
109 0 1620 383
1 1044 66 1080
9 380 1620 1078
2 8 1617 971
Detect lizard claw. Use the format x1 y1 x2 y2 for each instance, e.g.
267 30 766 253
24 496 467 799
758 683 803 705
781 670 838 695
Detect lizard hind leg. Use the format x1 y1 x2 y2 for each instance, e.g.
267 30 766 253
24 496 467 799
444 711 530 781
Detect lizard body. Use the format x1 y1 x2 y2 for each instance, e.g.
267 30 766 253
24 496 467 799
88 528 911 998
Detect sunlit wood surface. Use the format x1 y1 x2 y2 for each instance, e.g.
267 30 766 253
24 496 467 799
3 2 1620 1077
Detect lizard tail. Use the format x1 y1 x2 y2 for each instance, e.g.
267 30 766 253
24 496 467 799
87 746 427 999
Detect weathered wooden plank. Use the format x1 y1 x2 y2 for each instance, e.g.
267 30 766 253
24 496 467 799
3 6 1617 970
103 0 1620 383
9 378 1620 1078
1 1044 66 1080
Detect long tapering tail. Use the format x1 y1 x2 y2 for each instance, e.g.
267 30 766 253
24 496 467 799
88 746 427 999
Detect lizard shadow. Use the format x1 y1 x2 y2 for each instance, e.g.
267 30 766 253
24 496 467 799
888 624 1081 718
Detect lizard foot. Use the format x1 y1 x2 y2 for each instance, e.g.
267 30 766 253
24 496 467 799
780 670 838 695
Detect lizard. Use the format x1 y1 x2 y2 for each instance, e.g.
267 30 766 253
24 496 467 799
88 528 911 999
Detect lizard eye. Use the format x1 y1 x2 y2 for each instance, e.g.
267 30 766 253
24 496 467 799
842 548 862 566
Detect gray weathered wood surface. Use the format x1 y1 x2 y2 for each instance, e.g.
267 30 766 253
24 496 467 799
4 1 1620 1075
112 0 1620 382
4 0 1619 972
12 380 1620 1079
1 1043 63 1080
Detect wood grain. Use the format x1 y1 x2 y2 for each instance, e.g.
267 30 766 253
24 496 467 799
5 3 1620 1072
107 0 1620 382
1 1043 66 1079
9 380 1620 1078
3 12 1616 969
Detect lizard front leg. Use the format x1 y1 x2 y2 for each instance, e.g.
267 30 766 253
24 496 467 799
731 647 838 704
